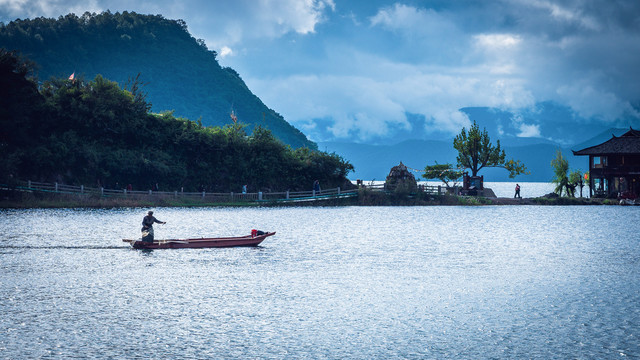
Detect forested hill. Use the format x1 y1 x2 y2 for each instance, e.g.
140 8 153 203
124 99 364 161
0 49 352 192
0 11 315 149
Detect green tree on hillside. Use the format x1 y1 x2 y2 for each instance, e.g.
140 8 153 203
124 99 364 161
0 50 352 191
0 49 45 181
453 121 527 178
0 11 316 149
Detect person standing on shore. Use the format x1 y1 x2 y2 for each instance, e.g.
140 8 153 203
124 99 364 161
514 184 521 199
141 210 166 243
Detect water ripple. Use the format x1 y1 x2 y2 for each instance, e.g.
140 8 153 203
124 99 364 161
1 206 639 358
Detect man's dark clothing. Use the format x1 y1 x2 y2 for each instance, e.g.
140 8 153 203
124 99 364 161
142 215 162 230
141 215 163 243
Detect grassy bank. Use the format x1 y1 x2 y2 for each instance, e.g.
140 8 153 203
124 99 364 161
0 191 262 209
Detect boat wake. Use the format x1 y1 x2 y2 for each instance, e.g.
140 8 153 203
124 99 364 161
0 245 130 250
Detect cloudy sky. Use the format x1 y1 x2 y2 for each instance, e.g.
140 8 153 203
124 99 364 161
2 0 640 143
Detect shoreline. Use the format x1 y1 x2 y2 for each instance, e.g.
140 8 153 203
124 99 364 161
0 191 619 209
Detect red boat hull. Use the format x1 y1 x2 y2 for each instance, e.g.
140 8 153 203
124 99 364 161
123 232 275 249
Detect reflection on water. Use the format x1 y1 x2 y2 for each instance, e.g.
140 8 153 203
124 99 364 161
0 206 638 358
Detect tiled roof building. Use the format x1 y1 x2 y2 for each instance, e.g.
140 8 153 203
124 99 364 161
573 128 640 198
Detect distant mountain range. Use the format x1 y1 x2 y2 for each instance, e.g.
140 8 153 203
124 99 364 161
309 102 638 147
320 128 633 182
0 12 315 148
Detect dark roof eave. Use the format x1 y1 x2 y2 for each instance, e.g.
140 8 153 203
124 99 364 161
573 134 640 155
573 149 640 155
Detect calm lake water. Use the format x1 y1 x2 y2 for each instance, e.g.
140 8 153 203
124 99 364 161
1 206 638 359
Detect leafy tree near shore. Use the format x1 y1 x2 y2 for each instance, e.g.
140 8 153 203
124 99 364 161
421 163 463 188
0 50 353 191
0 49 46 179
569 169 584 197
453 121 527 178
551 149 575 197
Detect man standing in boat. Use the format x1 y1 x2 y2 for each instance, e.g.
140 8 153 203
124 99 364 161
141 211 166 243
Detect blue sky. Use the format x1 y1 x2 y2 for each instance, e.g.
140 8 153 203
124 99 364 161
2 0 640 143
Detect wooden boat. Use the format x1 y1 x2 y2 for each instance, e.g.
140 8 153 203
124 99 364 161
123 231 275 249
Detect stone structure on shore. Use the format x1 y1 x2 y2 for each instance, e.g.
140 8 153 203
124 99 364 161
385 162 417 193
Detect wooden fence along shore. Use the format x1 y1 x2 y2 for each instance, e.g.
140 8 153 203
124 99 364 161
1 180 447 204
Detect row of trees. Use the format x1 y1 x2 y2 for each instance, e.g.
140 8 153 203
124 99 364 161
0 49 353 192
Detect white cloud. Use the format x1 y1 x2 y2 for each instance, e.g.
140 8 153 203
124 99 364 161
245 47 540 141
0 0 101 20
283 0 335 34
190 0 335 51
556 83 640 121
488 79 535 109
0 0 28 15
368 3 465 61
369 2 459 36
517 123 541 137
427 109 471 134
509 114 540 138
474 33 521 49
524 0 602 31
370 3 425 28
249 73 409 141
219 46 233 58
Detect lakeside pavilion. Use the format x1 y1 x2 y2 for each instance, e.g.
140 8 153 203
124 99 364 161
573 128 640 198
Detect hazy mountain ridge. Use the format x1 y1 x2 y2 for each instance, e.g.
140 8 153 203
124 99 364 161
309 102 639 148
0 11 315 148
